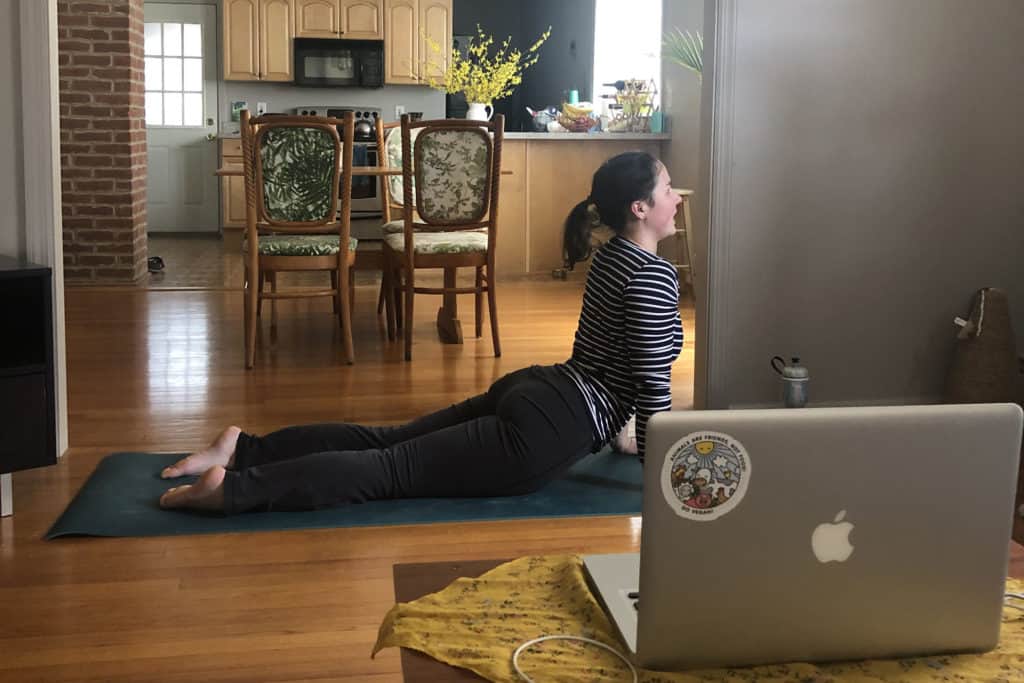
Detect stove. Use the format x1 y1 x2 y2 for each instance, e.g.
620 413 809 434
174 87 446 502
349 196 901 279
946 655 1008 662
293 106 380 141
292 106 382 217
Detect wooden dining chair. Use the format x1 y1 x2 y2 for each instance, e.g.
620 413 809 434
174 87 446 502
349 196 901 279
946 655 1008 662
382 114 504 361
239 109 356 368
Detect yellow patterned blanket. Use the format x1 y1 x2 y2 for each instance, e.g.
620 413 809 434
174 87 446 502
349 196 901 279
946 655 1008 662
373 555 1024 683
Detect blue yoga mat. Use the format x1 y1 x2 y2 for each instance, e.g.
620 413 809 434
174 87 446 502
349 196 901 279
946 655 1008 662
45 449 642 539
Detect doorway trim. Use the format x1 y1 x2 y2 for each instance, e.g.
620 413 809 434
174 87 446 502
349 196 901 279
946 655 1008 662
19 0 68 457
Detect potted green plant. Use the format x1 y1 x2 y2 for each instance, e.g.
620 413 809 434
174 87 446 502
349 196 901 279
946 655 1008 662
663 28 703 80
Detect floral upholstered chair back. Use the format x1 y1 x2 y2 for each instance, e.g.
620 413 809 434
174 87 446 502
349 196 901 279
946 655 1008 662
254 123 341 228
410 126 493 226
382 124 419 209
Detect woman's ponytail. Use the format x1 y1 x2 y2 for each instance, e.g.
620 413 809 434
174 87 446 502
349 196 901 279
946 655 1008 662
561 152 660 270
563 198 595 270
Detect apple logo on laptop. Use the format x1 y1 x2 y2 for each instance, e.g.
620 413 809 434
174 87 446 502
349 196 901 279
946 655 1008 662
811 510 855 563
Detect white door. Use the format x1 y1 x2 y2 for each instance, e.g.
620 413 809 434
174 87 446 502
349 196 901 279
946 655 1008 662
144 4 219 232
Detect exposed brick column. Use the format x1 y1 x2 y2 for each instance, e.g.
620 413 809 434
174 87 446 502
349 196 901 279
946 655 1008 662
58 0 147 283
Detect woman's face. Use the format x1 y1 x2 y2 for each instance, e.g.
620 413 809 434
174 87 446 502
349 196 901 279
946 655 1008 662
634 164 682 240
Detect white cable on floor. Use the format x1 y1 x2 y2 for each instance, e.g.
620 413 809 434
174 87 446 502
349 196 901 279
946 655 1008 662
512 634 638 683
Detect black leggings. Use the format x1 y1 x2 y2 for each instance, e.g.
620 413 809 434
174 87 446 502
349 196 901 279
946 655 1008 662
222 365 597 513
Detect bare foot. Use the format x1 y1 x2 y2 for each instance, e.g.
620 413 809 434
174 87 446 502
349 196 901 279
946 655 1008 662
159 465 226 511
161 426 241 479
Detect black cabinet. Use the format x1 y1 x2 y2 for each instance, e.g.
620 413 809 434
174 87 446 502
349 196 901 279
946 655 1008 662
0 255 56 474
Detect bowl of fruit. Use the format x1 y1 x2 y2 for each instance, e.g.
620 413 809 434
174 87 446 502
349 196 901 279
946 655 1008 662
557 102 598 133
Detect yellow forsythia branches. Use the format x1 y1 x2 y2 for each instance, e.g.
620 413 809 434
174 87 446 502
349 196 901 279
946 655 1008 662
422 25 552 104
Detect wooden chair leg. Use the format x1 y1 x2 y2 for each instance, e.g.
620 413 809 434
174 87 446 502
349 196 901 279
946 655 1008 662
269 270 278 332
382 251 396 341
377 278 386 315
257 270 265 318
245 265 259 369
486 268 500 358
403 264 414 361
475 266 484 338
330 270 340 314
393 267 403 332
348 268 356 316
340 264 355 365
243 264 252 367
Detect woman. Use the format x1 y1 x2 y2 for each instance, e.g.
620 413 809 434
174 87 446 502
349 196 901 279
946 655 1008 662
159 151 683 513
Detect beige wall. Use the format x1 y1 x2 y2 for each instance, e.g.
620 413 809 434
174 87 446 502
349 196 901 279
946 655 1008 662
0 0 26 258
660 0 702 193
702 0 1024 408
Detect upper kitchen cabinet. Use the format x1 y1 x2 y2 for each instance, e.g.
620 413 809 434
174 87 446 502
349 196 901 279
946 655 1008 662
295 0 383 39
384 0 417 84
419 0 450 81
384 0 450 85
223 0 294 81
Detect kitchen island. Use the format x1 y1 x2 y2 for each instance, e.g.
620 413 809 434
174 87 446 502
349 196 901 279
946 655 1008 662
494 132 670 277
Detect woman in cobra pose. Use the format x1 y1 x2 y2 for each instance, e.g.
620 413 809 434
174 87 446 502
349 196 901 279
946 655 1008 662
159 151 683 513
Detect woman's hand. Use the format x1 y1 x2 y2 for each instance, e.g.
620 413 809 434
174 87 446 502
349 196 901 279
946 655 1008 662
612 419 638 455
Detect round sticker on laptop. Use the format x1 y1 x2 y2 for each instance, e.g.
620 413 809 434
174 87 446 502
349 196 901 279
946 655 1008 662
661 431 751 521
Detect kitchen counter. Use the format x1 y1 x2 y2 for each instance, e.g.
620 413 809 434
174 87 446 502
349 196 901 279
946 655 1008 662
503 132 670 140
218 131 670 141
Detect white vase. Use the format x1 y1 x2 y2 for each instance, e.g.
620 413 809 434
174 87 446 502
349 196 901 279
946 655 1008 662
465 102 493 121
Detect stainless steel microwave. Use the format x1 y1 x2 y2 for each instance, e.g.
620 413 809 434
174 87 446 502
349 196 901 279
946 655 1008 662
293 38 384 88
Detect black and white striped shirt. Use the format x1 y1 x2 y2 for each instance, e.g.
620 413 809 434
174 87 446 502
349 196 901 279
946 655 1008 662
558 235 683 461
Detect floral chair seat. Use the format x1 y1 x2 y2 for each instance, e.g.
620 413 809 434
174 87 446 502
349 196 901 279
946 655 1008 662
381 219 486 235
243 234 358 257
383 230 487 255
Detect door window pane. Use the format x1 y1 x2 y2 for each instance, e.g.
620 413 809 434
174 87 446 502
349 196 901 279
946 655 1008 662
163 57 182 91
183 23 202 57
164 92 183 126
163 23 182 56
144 21 206 128
145 92 163 126
183 93 203 126
144 22 162 56
183 58 202 92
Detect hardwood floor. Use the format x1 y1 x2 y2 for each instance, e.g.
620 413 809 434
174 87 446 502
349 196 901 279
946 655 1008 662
0 279 694 683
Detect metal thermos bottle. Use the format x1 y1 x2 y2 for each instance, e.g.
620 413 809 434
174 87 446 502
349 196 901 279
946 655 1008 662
771 356 809 408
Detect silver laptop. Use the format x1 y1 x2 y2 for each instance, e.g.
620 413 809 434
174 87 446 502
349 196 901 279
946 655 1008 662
583 403 1022 671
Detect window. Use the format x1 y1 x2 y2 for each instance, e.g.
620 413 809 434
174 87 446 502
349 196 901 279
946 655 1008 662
144 22 204 127
592 0 661 108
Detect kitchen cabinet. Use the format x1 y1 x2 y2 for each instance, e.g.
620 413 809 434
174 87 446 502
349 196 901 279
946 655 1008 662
223 0 294 81
419 0 450 81
295 0 382 39
384 0 417 84
220 139 246 250
384 0 450 85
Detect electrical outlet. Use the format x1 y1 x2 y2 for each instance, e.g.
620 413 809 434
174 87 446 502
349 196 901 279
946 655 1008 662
256 101 268 115
395 105 405 118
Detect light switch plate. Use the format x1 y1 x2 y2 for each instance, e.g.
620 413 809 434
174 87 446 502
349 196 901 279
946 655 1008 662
395 105 405 118
256 101 268 115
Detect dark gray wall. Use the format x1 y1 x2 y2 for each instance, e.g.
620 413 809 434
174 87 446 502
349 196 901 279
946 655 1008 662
701 0 1024 409
452 0 594 131
520 0 594 120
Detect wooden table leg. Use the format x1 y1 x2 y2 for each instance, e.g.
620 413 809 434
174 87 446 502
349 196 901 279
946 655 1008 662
437 267 463 344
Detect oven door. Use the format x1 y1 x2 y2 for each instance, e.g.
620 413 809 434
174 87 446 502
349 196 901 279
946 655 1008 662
347 143 381 217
